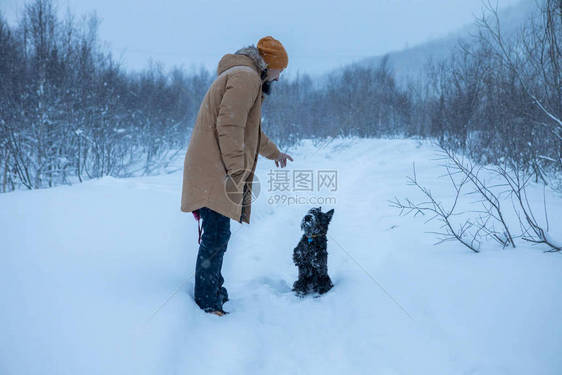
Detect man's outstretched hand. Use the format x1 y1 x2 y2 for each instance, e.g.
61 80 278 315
275 152 294 168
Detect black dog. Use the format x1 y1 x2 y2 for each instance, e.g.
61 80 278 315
292 207 335 296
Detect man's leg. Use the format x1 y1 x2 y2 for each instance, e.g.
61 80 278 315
217 257 229 303
194 207 231 312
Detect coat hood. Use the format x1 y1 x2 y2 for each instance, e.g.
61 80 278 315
217 45 268 77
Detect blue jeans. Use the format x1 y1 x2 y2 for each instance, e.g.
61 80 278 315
194 207 231 312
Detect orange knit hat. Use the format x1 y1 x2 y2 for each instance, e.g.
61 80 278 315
257 36 288 70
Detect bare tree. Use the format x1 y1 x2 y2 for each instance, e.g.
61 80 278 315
439 146 516 248
391 146 561 253
495 161 561 252
390 163 481 253
477 0 561 167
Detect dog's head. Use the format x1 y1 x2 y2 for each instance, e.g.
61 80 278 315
301 207 335 238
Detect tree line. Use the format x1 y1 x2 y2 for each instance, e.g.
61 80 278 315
266 1 561 184
0 0 211 191
1 0 560 192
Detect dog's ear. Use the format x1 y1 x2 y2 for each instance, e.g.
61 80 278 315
325 208 334 222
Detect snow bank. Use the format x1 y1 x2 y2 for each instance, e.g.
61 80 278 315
1 138 561 374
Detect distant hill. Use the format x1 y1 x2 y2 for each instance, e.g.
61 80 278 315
346 0 537 86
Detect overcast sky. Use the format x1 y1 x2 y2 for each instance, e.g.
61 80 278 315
1 0 523 76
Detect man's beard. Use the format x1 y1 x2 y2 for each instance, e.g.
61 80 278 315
262 80 274 96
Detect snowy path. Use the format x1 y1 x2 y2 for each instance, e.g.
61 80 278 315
1 138 561 374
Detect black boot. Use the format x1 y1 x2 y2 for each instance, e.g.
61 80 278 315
219 286 229 303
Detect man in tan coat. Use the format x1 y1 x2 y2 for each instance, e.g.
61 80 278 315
181 36 293 316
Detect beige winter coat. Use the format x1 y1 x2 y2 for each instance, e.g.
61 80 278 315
180 47 282 224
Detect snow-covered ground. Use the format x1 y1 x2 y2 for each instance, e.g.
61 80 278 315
1 138 561 375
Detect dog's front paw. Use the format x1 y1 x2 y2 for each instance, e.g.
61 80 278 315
294 290 307 298
292 279 309 296
293 248 305 266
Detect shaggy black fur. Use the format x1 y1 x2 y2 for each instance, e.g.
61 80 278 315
292 207 335 296
260 68 276 96
262 79 274 95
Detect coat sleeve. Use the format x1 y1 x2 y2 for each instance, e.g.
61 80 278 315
216 71 261 176
259 127 282 160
